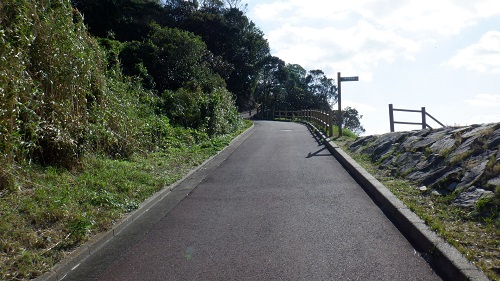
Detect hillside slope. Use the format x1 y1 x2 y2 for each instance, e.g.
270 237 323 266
349 123 499 210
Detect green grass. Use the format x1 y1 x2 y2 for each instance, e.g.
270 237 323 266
0 120 251 280
335 137 500 281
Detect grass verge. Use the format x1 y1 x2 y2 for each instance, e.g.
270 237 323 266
0 120 252 280
335 137 500 281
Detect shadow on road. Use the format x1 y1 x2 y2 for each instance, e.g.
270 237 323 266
306 146 331 158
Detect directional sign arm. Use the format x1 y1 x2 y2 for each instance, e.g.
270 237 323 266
340 76 359 82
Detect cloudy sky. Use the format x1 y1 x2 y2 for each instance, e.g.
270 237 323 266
244 0 500 135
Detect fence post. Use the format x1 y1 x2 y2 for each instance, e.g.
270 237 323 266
323 111 327 133
389 104 395 132
328 110 333 137
337 72 342 137
421 107 426 129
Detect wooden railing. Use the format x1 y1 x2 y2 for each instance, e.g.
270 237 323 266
389 104 445 132
259 109 336 137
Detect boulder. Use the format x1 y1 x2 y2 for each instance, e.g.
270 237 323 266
395 152 424 175
414 153 445 172
428 167 463 189
461 123 497 139
456 151 496 190
487 176 500 188
452 186 494 208
429 135 456 154
411 128 453 151
407 166 453 186
349 135 375 150
488 127 500 150
447 135 482 161
401 135 422 151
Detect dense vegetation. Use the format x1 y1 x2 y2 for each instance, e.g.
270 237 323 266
0 0 365 279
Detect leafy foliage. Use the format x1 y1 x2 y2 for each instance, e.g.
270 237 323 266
342 107 366 135
162 86 240 136
0 0 366 278
1 0 107 170
0 0 243 180
121 23 226 94
159 0 271 109
71 0 164 41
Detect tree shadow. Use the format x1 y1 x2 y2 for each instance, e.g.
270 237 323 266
306 146 331 158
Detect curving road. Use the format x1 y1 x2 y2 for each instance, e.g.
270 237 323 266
64 121 441 280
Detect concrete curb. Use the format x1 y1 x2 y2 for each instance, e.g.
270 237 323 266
305 123 489 281
37 123 256 281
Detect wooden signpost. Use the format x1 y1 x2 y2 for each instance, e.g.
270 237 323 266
337 72 359 137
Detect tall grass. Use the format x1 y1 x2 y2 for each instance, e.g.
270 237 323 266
1 0 104 171
0 0 161 180
1 1 245 278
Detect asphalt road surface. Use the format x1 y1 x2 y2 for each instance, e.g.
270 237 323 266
64 121 442 280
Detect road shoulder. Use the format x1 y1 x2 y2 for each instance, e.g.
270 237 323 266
305 122 489 281
37 123 256 281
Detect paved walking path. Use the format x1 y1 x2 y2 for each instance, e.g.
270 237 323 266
63 121 441 280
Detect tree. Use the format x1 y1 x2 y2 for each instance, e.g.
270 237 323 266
71 0 163 41
254 56 288 111
305 70 337 110
342 107 365 135
163 3 270 109
283 64 309 110
120 24 225 94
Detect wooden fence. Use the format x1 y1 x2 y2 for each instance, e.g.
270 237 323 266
389 104 445 132
258 109 335 137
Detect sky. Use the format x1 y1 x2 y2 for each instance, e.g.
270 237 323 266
243 0 500 135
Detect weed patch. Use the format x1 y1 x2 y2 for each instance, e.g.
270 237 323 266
0 121 250 280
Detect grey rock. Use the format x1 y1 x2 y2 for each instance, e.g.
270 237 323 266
487 176 500 187
373 144 395 161
379 154 396 168
413 129 432 137
452 186 494 208
407 171 427 183
488 127 500 150
432 189 448 196
358 132 409 160
461 123 496 139
429 135 456 154
414 154 445 172
457 151 496 190
411 129 452 151
428 167 463 189
447 136 479 161
447 182 459 191
349 135 376 150
408 166 453 186
396 152 424 175
401 135 422 151
353 122 500 210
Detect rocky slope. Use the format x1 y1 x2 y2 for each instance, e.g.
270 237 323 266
348 122 500 210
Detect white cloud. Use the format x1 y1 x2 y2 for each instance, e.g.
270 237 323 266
467 114 500 125
250 0 500 76
445 31 500 74
252 0 500 35
266 20 421 79
343 100 378 113
465 93 500 107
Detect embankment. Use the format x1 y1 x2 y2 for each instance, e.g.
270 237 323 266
348 123 500 209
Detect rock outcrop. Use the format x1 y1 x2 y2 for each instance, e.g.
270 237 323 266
349 123 500 209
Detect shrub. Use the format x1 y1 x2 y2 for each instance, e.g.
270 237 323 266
161 86 241 136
